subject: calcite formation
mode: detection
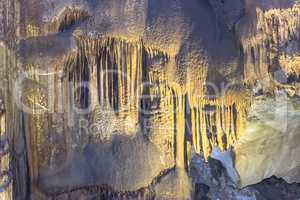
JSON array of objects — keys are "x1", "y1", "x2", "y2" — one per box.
[{"x1": 0, "y1": 0, "x2": 300, "y2": 199}]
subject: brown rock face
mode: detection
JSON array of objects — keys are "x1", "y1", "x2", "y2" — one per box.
[{"x1": 0, "y1": 0, "x2": 300, "y2": 199}]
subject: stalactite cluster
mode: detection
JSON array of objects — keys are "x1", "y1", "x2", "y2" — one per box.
[
  {"x1": 61, "y1": 37, "x2": 179, "y2": 170},
  {"x1": 61, "y1": 35, "x2": 251, "y2": 166},
  {"x1": 65, "y1": 37, "x2": 147, "y2": 142},
  {"x1": 241, "y1": 5, "x2": 300, "y2": 85},
  {"x1": 188, "y1": 87, "x2": 251, "y2": 159}
]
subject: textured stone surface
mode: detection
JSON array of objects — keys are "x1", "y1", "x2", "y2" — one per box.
[{"x1": 235, "y1": 95, "x2": 300, "y2": 187}]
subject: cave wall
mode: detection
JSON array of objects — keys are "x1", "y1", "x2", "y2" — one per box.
[{"x1": 0, "y1": 0, "x2": 300, "y2": 199}]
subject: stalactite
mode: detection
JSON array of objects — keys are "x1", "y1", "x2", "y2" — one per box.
[
  {"x1": 173, "y1": 86, "x2": 186, "y2": 169},
  {"x1": 69, "y1": 37, "x2": 144, "y2": 113}
]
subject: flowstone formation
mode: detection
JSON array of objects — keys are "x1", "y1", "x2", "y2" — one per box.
[{"x1": 0, "y1": 0, "x2": 300, "y2": 199}]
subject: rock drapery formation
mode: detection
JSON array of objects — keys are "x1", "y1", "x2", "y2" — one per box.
[{"x1": 0, "y1": 0, "x2": 300, "y2": 199}]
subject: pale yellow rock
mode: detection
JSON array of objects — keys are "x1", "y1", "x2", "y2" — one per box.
[{"x1": 235, "y1": 95, "x2": 300, "y2": 187}]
